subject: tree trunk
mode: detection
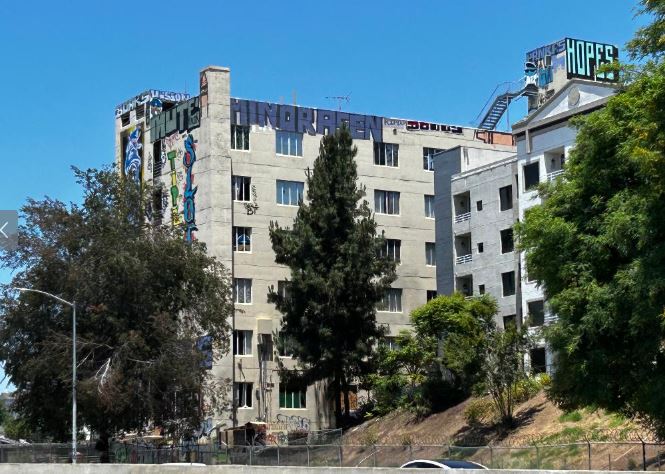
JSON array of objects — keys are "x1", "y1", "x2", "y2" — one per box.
[
  {"x1": 333, "y1": 372, "x2": 343, "y2": 428},
  {"x1": 342, "y1": 374, "x2": 351, "y2": 421}
]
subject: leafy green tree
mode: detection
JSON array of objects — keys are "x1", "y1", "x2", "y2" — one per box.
[
  {"x1": 269, "y1": 126, "x2": 396, "y2": 426},
  {"x1": 516, "y1": 57, "x2": 665, "y2": 435},
  {"x1": 627, "y1": 0, "x2": 665, "y2": 59},
  {"x1": 0, "y1": 167, "x2": 233, "y2": 441},
  {"x1": 481, "y1": 325, "x2": 531, "y2": 426},
  {"x1": 367, "y1": 330, "x2": 436, "y2": 416},
  {"x1": 412, "y1": 293, "x2": 497, "y2": 392}
]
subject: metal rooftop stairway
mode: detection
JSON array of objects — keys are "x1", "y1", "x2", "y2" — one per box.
[{"x1": 475, "y1": 81, "x2": 537, "y2": 130}]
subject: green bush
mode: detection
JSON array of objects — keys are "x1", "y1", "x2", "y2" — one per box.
[
  {"x1": 464, "y1": 397, "x2": 496, "y2": 426},
  {"x1": 558, "y1": 410, "x2": 583, "y2": 423},
  {"x1": 512, "y1": 376, "x2": 543, "y2": 403}
]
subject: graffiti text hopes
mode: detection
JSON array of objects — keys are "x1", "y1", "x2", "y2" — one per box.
[{"x1": 566, "y1": 38, "x2": 619, "y2": 82}]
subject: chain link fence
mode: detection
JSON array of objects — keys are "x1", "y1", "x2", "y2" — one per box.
[{"x1": 3, "y1": 440, "x2": 665, "y2": 469}]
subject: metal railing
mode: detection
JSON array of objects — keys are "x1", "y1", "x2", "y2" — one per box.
[
  {"x1": 0, "y1": 440, "x2": 660, "y2": 470},
  {"x1": 547, "y1": 169, "x2": 565, "y2": 181},
  {"x1": 454, "y1": 212, "x2": 471, "y2": 223},
  {"x1": 456, "y1": 254, "x2": 472, "y2": 265},
  {"x1": 5, "y1": 440, "x2": 665, "y2": 470}
]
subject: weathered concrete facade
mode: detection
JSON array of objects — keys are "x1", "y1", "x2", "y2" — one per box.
[
  {"x1": 434, "y1": 147, "x2": 519, "y2": 328},
  {"x1": 114, "y1": 66, "x2": 515, "y2": 434}
]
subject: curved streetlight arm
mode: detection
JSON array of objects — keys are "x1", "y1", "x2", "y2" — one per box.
[{"x1": 10, "y1": 287, "x2": 74, "y2": 307}]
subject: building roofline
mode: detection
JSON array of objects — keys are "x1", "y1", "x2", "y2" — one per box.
[
  {"x1": 452, "y1": 154, "x2": 517, "y2": 180},
  {"x1": 512, "y1": 79, "x2": 618, "y2": 131}
]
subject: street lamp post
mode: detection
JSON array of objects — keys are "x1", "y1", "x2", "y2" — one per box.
[{"x1": 10, "y1": 287, "x2": 77, "y2": 464}]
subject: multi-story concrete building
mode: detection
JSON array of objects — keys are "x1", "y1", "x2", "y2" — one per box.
[
  {"x1": 436, "y1": 37, "x2": 619, "y2": 374},
  {"x1": 114, "y1": 66, "x2": 515, "y2": 435},
  {"x1": 434, "y1": 147, "x2": 518, "y2": 329}
]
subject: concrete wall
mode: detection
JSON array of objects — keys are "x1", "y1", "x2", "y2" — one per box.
[
  {"x1": 0, "y1": 465, "x2": 649, "y2": 474},
  {"x1": 434, "y1": 146, "x2": 516, "y2": 308}
]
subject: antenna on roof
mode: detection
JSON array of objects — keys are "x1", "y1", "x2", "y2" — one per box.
[{"x1": 325, "y1": 93, "x2": 351, "y2": 111}]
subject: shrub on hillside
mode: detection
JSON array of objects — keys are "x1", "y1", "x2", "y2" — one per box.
[{"x1": 464, "y1": 398, "x2": 496, "y2": 426}]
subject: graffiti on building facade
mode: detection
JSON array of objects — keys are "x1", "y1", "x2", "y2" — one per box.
[
  {"x1": 149, "y1": 97, "x2": 201, "y2": 142},
  {"x1": 526, "y1": 39, "x2": 566, "y2": 64},
  {"x1": 123, "y1": 126, "x2": 143, "y2": 182},
  {"x1": 115, "y1": 89, "x2": 191, "y2": 118},
  {"x1": 167, "y1": 150, "x2": 182, "y2": 227},
  {"x1": 183, "y1": 134, "x2": 198, "y2": 242},
  {"x1": 231, "y1": 99, "x2": 383, "y2": 142},
  {"x1": 565, "y1": 38, "x2": 619, "y2": 81},
  {"x1": 405, "y1": 120, "x2": 463, "y2": 134}
]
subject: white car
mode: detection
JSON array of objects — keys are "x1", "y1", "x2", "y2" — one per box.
[{"x1": 400, "y1": 459, "x2": 487, "y2": 469}]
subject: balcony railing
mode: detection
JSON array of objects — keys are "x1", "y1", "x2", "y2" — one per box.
[
  {"x1": 456, "y1": 254, "x2": 472, "y2": 264},
  {"x1": 547, "y1": 169, "x2": 565, "y2": 181},
  {"x1": 454, "y1": 212, "x2": 471, "y2": 223}
]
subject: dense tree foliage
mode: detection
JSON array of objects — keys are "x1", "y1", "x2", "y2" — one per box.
[
  {"x1": 0, "y1": 168, "x2": 233, "y2": 441},
  {"x1": 627, "y1": 0, "x2": 665, "y2": 59},
  {"x1": 368, "y1": 294, "x2": 499, "y2": 416},
  {"x1": 269, "y1": 126, "x2": 396, "y2": 426},
  {"x1": 517, "y1": 57, "x2": 665, "y2": 435}
]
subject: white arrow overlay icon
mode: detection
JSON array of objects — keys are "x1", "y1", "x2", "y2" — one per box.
[{"x1": 0, "y1": 221, "x2": 7, "y2": 239}]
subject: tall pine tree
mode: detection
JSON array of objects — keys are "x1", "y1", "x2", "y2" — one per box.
[{"x1": 269, "y1": 125, "x2": 396, "y2": 426}]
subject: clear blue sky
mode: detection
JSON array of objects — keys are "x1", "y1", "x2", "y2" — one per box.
[{"x1": 0, "y1": 0, "x2": 646, "y2": 391}]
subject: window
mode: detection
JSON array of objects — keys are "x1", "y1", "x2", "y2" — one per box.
[
  {"x1": 233, "y1": 330, "x2": 253, "y2": 355},
  {"x1": 276, "y1": 131, "x2": 303, "y2": 156},
  {"x1": 476, "y1": 200, "x2": 483, "y2": 211},
  {"x1": 374, "y1": 190, "x2": 400, "y2": 215},
  {"x1": 524, "y1": 162, "x2": 540, "y2": 191},
  {"x1": 477, "y1": 242, "x2": 484, "y2": 253},
  {"x1": 528, "y1": 300, "x2": 545, "y2": 327},
  {"x1": 280, "y1": 383, "x2": 307, "y2": 409},
  {"x1": 231, "y1": 125, "x2": 250, "y2": 151},
  {"x1": 232, "y1": 176, "x2": 251, "y2": 202},
  {"x1": 153, "y1": 140, "x2": 163, "y2": 178},
  {"x1": 424, "y1": 195, "x2": 435, "y2": 218},
  {"x1": 277, "y1": 280, "x2": 290, "y2": 300},
  {"x1": 233, "y1": 227, "x2": 251, "y2": 252},
  {"x1": 502, "y1": 271, "x2": 515, "y2": 296},
  {"x1": 499, "y1": 185, "x2": 513, "y2": 211},
  {"x1": 234, "y1": 382, "x2": 253, "y2": 408},
  {"x1": 258, "y1": 334, "x2": 273, "y2": 362},
  {"x1": 234, "y1": 278, "x2": 252, "y2": 304},
  {"x1": 374, "y1": 142, "x2": 399, "y2": 167},
  {"x1": 384, "y1": 336, "x2": 401, "y2": 351},
  {"x1": 277, "y1": 333, "x2": 295, "y2": 357},
  {"x1": 426, "y1": 242, "x2": 436, "y2": 266},
  {"x1": 378, "y1": 288, "x2": 402, "y2": 312},
  {"x1": 276, "y1": 180, "x2": 304, "y2": 206},
  {"x1": 479, "y1": 284, "x2": 486, "y2": 295},
  {"x1": 427, "y1": 290, "x2": 437, "y2": 301},
  {"x1": 530, "y1": 348, "x2": 547, "y2": 374},
  {"x1": 503, "y1": 314, "x2": 516, "y2": 329},
  {"x1": 500, "y1": 228, "x2": 514, "y2": 254},
  {"x1": 423, "y1": 147, "x2": 442, "y2": 171},
  {"x1": 379, "y1": 239, "x2": 401, "y2": 263}
]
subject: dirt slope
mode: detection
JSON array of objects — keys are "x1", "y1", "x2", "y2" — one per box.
[{"x1": 343, "y1": 391, "x2": 650, "y2": 447}]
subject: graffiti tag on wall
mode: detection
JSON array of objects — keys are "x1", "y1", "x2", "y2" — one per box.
[
  {"x1": 149, "y1": 97, "x2": 201, "y2": 142},
  {"x1": 123, "y1": 125, "x2": 143, "y2": 182},
  {"x1": 167, "y1": 150, "x2": 182, "y2": 226},
  {"x1": 183, "y1": 134, "x2": 198, "y2": 242},
  {"x1": 565, "y1": 38, "x2": 618, "y2": 82},
  {"x1": 231, "y1": 99, "x2": 383, "y2": 142},
  {"x1": 115, "y1": 89, "x2": 191, "y2": 118}
]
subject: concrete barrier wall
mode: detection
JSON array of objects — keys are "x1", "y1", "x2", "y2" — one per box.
[{"x1": 0, "y1": 465, "x2": 650, "y2": 474}]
